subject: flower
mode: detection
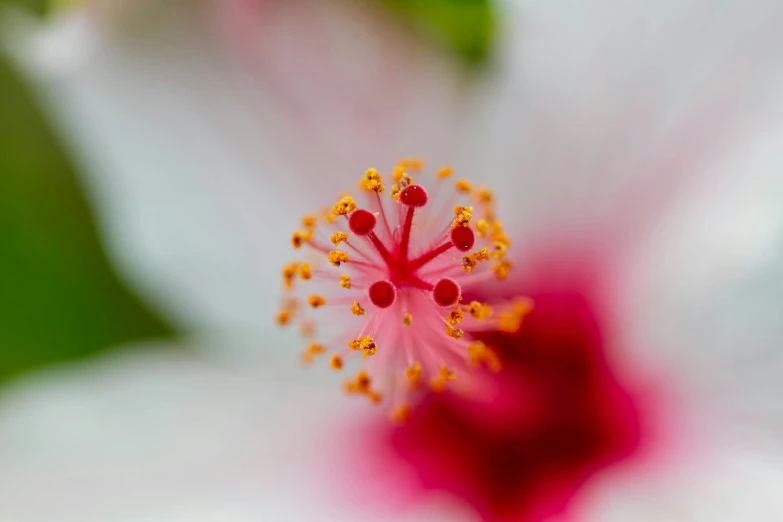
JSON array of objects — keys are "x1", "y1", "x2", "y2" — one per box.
[
  {"x1": 3, "y1": 0, "x2": 783, "y2": 521},
  {"x1": 279, "y1": 161, "x2": 517, "y2": 416}
]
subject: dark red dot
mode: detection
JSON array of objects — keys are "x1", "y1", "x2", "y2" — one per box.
[
  {"x1": 400, "y1": 185, "x2": 428, "y2": 207},
  {"x1": 433, "y1": 278, "x2": 461, "y2": 307},
  {"x1": 349, "y1": 209, "x2": 377, "y2": 236},
  {"x1": 450, "y1": 226, "x2": 475, "y2": 252},
  {"x1": 369, "y1": 280, "x2": 397, "y2": 308}
]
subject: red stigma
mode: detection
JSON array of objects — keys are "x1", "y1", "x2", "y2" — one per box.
[
  {"x1": 369, "y1": 280, "x2": 397, "y2": 308},
  {"x1": 433, "y1": 278, "x2": 461, "y2": 307},
  {"x1": 450, "y1": 226, "x2": 475, "y2": 252},
  {"x1": 349, "y1": 209, "x2": 377, "y2": 236},
  {"x1": 400, "y1": 185, "x2": 428, "y2": 207}
]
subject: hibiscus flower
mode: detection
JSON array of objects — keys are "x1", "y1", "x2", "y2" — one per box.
[{"x1": 1, "y1": 1, "x2": 783, "y2": 521}]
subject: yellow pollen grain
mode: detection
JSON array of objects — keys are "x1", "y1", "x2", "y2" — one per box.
[
  {"x1": 403, "y1": 313, "x2": 412, "y2": 326},
  {"x1": 339, "y1": 274, "x2": 351, "y2": 289},
  {"x1": 322, "y1": 208, "x2": 336, "y2": 224},
  {"x1": 351, "y1": 301, "x2": 366, "y2": 316},
  {"x1": 455, "y1": 180, "x2": 473, "y2": 193},
  {"x1": 492, "y1": 241, "x2": 508, "y2": 260},
  {"x1": 498, "y1": 297, "x2": 533, "y2": 333},
  {"x1": 476, "y1": 219, "x2": 489, "y2": 237},
  {"x1": 462, "y1": 255, "x2": 477, "y2": 274},
  {"x1": 361, "y1": 337, "x2": 377, "y2": 358},
  {"x1": 467, "y1": 301, "x2": 493, "y2": 320},
  {"x1": 476, "y1": 187, "x2": 493, "y2": 204},
  {"x1": 282, "y1": 262, "x2": 298, "y2": 289},
  {"x1": 493, "y1": 261, "x2": 511, "y2": 281},
  {"x1": 467, "y1": 341, "x2": 502, "y2": 372},
  {"x1": 437, "y1": 166, "x2": 454, "y2": 179},
  {"x1": 298, "y1": 263, "x2": 312, "y2": 280},
  {"x1": 328, "y1": 250, "x2": 349, "y2": 267},
  {"x1": 405, "y1": 363, "x2": 422, "y2": 382},
  {"x1": 291, "y1": 229, "x2": 313, "y2": 249},
  {"x1": 390, "y1": 185, "x2": 401, "y2": 201},
  {"x1": 308, "y1": 295, "x2": 326, "y2": 308},
  {"x1": 446, "y1": 326, "x2": 464, "y2": 339},
  {"x1": 332, "y1": 196, "x2": 357, "y2": 216},
  {"x1": 362, "y1": 168, "x2": 385, "y2": 193},
  {"x1": 452, "y1": 206, "x2": 473, "y2": 228},
  {"x1": 391, "y1": 404, "x2": 412, "y2": 424},
  {"x1": 474, "y1": 247, "x2": 490, "y2": 262},
  {"x1": 300, "y1": 321, "x2": 315, "y2": 337},
  {"x1": 446, "y1": 307, "x2": 464, "y2": 326},
  {"x1": 430, "y1": 366, "x2": 455, "y2": 393},
  {"x1": 330, "y1": 355, "x2": 344, "y2": 370},
  {"x1": 301, "y1": 214, "x2": 317, "y2": 228},
  {"x1": 330, "y1": 231, "x2": 348, "y2": 246},
  {"x1": 397, "y1": 158, "x2": 424, "y2": 172},
  {"x1": 276, "y1": 308, "x2": 292, "y2": 326}
]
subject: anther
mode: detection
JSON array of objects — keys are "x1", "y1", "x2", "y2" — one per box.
[
  {"x1": 351, "y1": 301, "x2": 366, "y2": 316},
  {"x1": 308, "y1": 295, "x2": 326, "y2": 308}
]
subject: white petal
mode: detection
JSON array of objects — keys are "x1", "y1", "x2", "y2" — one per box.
[
  {"x1": 4, "y1": 1, "x2": 470, "y2": 332},
  {"x1": 0, "y1": 339, "x2": 473, "y2": 522}
]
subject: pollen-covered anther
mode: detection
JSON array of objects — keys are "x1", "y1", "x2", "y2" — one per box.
[
  {"x1": 492, "y1": 241, "x2": 508, "y2": 260},
  {"x1": 339, "y1": 274, "x2": 351, "y2": 289},
  {"x1": 452, "y1": 205, "x2": 473, "y2": 228},
  {"x1": 437, "y1": 166, "x2": 454, "y2": 179},
  {"x1": 330, "y1": 231, "x2": 348, "y2": 246},
  {"x1": 493, "y1": 260, "x2": 512, "y2": 281},
  {"x1": 476, "y1": 219, "x2": 489, "y2": 237},
  {"x1": 349, "y1": 336, "x2": 377, "y2": 358},
  {"x1": 276, "y1": 308, "x2": 292, "y2": 326},
  {"x1": 348, "y1": 209, "x2": 377, "y2": 236},
  {"x1": 392, "y1": 165, "x2": 415, "y2": 187},
  {"x1": 476, "y1": 187, "x2": 493, "y2": 204},
  {"x1": 330, "y1": 355, "x2": 344, "y2": 370},
  {"x1": 446, "y1": 326, "x2": 464, "y2": 339},
  {"x1": 461, "y1": 248, "x2": 489, "y2": 274},
  {"x1": 467, "y1": 301, "x2": 493, "y2": 320},
  {"x1": 300, "y1": 342, "x2": 326, "y2": 365},
  {"x1": 397, "y1": 158, "x2": 424, "y2": 172},
  {"x1": 308, "y1": 295, "x2": 326, "y2": 308},
  {"x1": 291, "y1": 229, "x2": 313, "y2": 249},
  {"x1": 455, "y1": 180, "x2": 473, "y2": 194},
  {"x1": 282, "y1": 262, "x2": 298, "y2": 289},
  {"x1": 300, "y1": 321, "x2": 315, "y2": 337},
  {"x1": 390, "y1": 185, "x2": 401, "y2": 201},
  {"x1": 301, "y1": 215, "x2": 318, "y2": 228},
  {"x1": 498, "y1": 297, "x2": 534, "y2": 333},
  {"x1": 430, "y1": 366, "x2": 456, "y2": 392},
  {"x1": 405, "y1": 363, "x2": 422, "y2": 383},
  {"x1": 351, "y1": 301, "x2": 366, "y2": 316},
  {"x1": 298, "y1": 263, "x2": 312, "y2": 280},
  {"x1": 392, "y1": 404, "x2": 412, "y2": 424},
  {"x1": 345, "y1": 370, "x2": 372, "y2": 394},
  {"x1": 446, "y1": 307, "x2": 464, "y2": 326},
  {"x1": 467, "y1": 341, "x2": 502, "y2": 372},
  {"x1": 328, "y1": 250, "x2": 349, "y2": 267},
  {"x1": 362, "y1": 168, "x2": 385, "y2": 193},
  {"x1": 403, "y1": 313, "x2": 412, "y2": 326},
  {"x1": 332, "y1": 196, "x2": 357, "y2": 216}
]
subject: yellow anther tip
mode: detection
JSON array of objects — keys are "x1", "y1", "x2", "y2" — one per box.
[
  {"x1": 351, "y1": 301, "x2": 366, "y2": 316},
  {"x1": 308, "y1": 295, "x2": 326, "y2": 308}
]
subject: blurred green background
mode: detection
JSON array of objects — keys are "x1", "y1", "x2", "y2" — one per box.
[{"x1": 0, "y1": 0, "x2": 497, "y2": 384}]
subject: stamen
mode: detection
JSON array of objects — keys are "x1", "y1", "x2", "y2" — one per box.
[
  {"x1": 298, "y1": 263, "x2": 312, "y2": 280},
  {"x1": 446, "y1": 307, "x2": 464, "y2": 326},
  {"x1": 403, "y1": 313, "x2": 412, "y2": 326},
  {"x1": 455, "y1": 180, "x2": 473, "y2": 193},
  {"x1": 339, "y1": 275, "x2": 351, "y2": 289},
  {"x1": 332, "y1": 196, "x2": 357, "y2": 216},
  {"x1": 302, "y1": 215, "x2": 318, "y2": 228},
  {"x1": 328, "y1": 250, "x2": 349, "y2": 267},
  {"x1": 330, "y1": 355, "x2": 344, "y2": 370},
  {"x1": 437, "y1": 166, "x2": 454, "y2": 178},
  {"x1": 330, "y1": 231, "x2": 348, "y2": 246},
  {"x1": 308, "y1": 295, "x2": 326, "y2": 308},
  {"x1": 362, "y1": 168, "x2": 385, "y2": 193},
  {"x1": 351, "y1": 301, "x2": 366, "y2": 316}
]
